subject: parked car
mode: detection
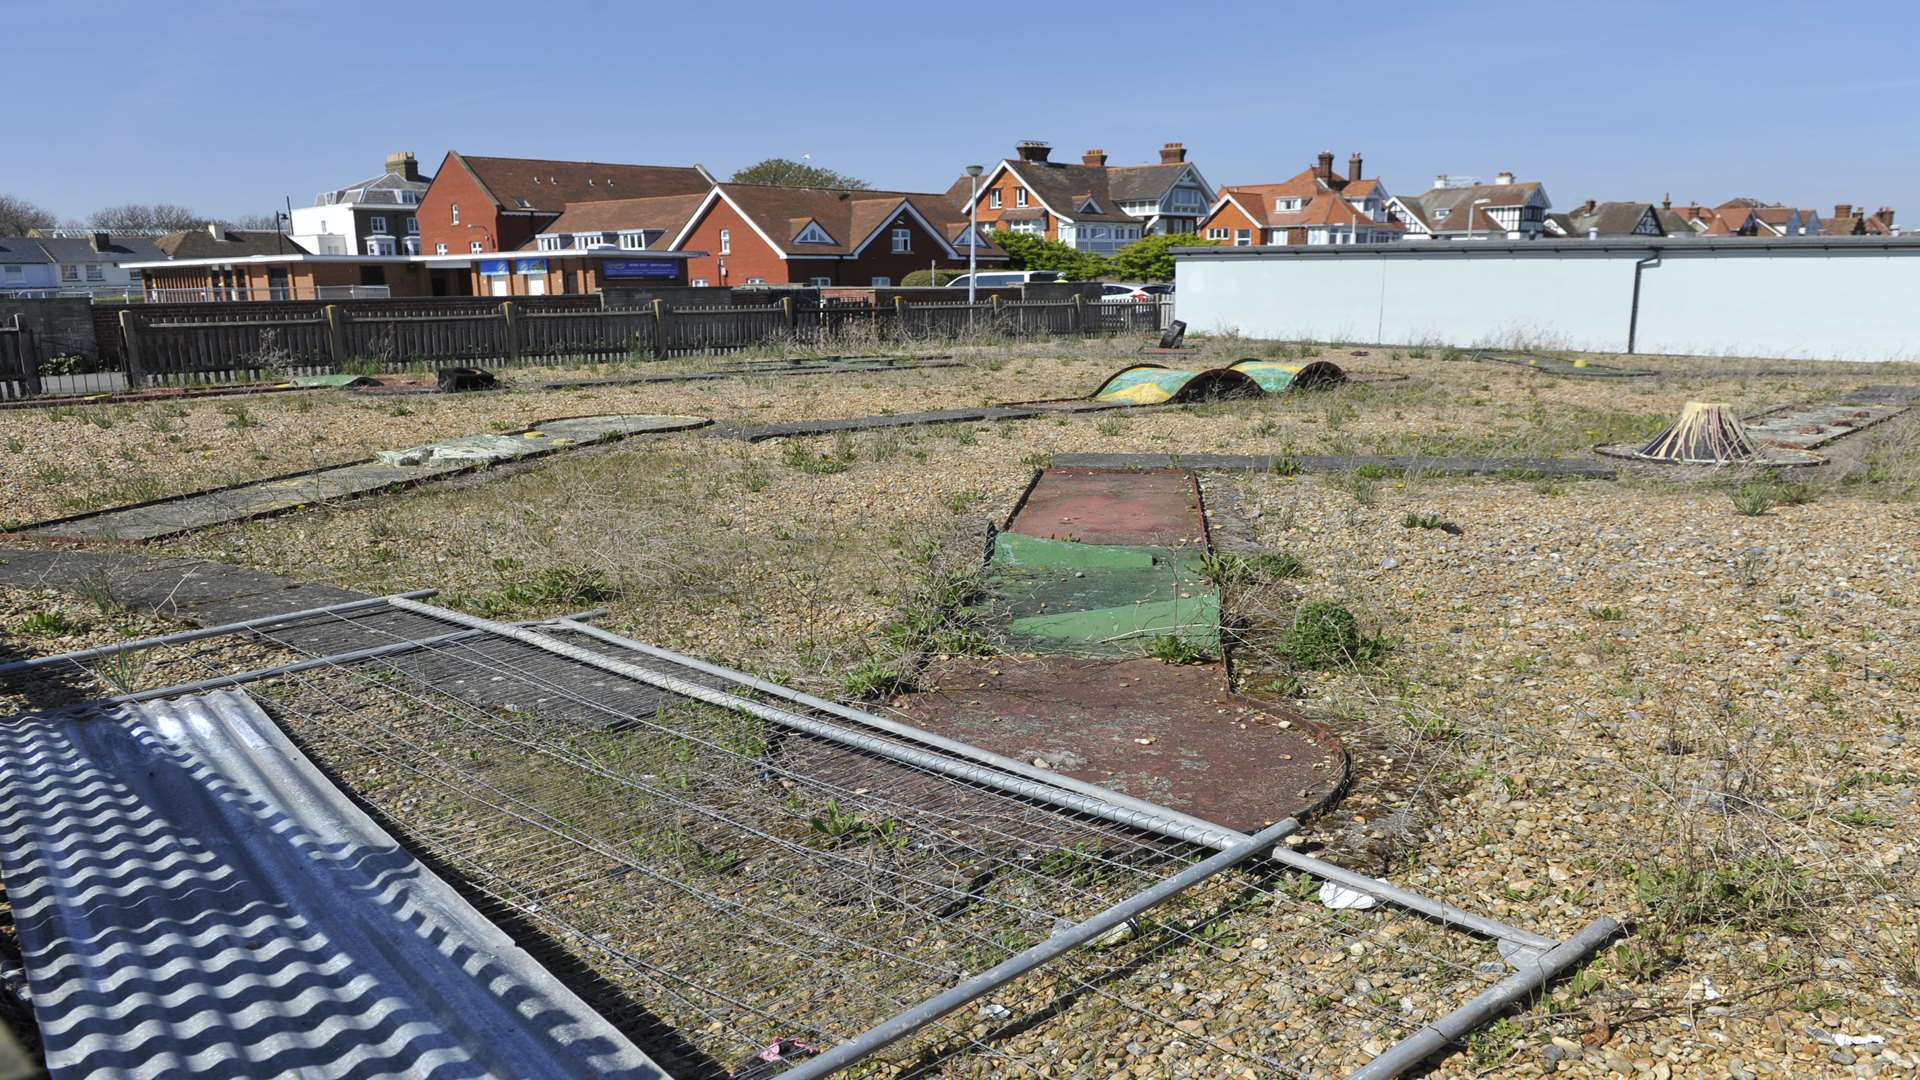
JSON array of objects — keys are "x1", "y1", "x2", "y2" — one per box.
[
  {"x1": 945, "y1": 270, "x2": 1063, "y2": 289},
  {"x1": 1098, "y1": 282, "x2": 1153, "y2": 303},
  {"x1": 1141, "y1": 283, "x2": 1174, "y2": 296}
]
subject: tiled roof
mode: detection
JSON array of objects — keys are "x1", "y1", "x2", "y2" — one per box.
[
  {"x1": 31, "y1": 235, "x2": 166, "y2": 263},
  {"x1": 1105, "y1": 162, "x2": 1192, "y2": 203},
  {"x1": 647, "y1": 184, "x2": 1009, "y2": 260},
  {"x1": 454, "y1": 152, "x2": 712, "y2": 213},
  {"x1": 0, "y1": 238, "x2": 53, "y2": 264},
  {"x1": 155, "y1": 228, "x2": 310, "y2": 259},
  {"x1": 319, "y1": 169, "x2": 432, "y2": 207},
  {"x1": 999, "y1": 162, "x2": 1144, "y2": 223},
  {"x1": 1558, "y1": 202, "x2": 1660, "y2": 236},
  {"x1": 534, "y1": 193, "x2": 709, "y2": 243}
]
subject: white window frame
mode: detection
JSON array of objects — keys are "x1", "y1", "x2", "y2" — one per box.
[
  {"x1": 537, "y1": 235, "x2": 562, "y2": 252},
  {"x1": 369, "y1": 215, "x2": 389, "y2": 234},
  {"x1": 435, "y1": 243, "x2": 448, "y2": 254},
  {"x1": 618, "y1": 231, "x2": 646, "y2": 250},
  {"x1": 1014, "y1": 187, "x2": 1028, "y2": 207},
  {"x1": 1206, "y1": 227, "x2": 1229, "y2": 240},
  {"x1": 989, "y1": 189, "x2": 1002, "y2": 209},
  {"x1": 870, "y1": 276, "x2": 891, "y2": 287},
  {"x1": 402, "y1": 237, "x2": 420, "y2": 255},
  {"x1": 719, "y1": 228, "x2": 731, "y2": 255},
  {"x1": 745, "y1": 277, "x2": 766, "y2": 284},
  {"x1": 469, "y1": 240, "x2": 484, "y2": 253},
  {"x1": 450, "y1": 203, "x2": 460, "y2": 224},
  {"x1": 574, "y1": 233, "x2": 597, "y2": 250},
  {"x1": 807, "y1": 276, "x2": 831, "y2": 287},
  {"x1": 691, "y1": 278, "x2": 709, "y2": 287},
  {"x1": 406, "y1": 217, "x2": 419, "y2": 234},
  {"x1": 85, "y1": 262, "x2": 108, "y2": 281},
  {"x1": 60, "y1": 264, "x2": 81, "y2": 283},
  {"x1": 890, "y1": 227, "x2": 911, "y2": 254},
  {"x1": 1235, "y1": 229, "x2": 1252, "y2": 246},
  {"x1": 794, "y1": 221, "x2": 833, "y2": 244}
]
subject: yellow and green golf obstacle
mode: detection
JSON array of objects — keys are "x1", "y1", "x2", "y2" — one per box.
[{"x1": 1090, "y1": 359, "x2": 1348, "y2": 405}]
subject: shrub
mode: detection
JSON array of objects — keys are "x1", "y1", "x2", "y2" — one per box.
[
  {"x1": 900, "y1": 269, "x2": 965, "y2": 287},
  {"x1": 1731, "y1": 482, "x2": 1779, "y2": 516},
  {"x1": 1280, "y1": 601, "x2": 1381, "y2": 668},
  {"x1": 1147, "y1": 633, "x2": 1213, "y2": 665}
]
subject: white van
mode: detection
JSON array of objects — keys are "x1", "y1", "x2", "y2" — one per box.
[{"x1": 944, "y1": 270, "x2": 1064, "y2": 289}]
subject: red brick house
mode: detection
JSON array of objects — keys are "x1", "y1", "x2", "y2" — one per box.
[
  {"x1": 524, "y1": 183, "x2": 1007, "y2": 287},
  {"x1": 947, "y1": 141, "x2": 1214, "y2": 253},
  {"x1": 415, "y1": 151, "x2": 714, "y2": 259},
  {"x1": 1199, "y1": 152, "x2": 1400, "y2": 245}
]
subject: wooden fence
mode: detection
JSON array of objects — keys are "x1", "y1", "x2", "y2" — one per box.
[
  {"x1": 0, "y1": 322, "x2": 38, "y2": 400},
  {"x1": 112, "y1": 296, "x2": 1173, "y2": 388}
]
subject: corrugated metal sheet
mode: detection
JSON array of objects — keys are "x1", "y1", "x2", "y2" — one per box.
[{"x1": 0, "y1": 689, "x2": 670, "y2": 1080}]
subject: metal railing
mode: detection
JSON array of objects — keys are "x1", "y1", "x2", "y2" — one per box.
[{"x1": 144, "y1": 285, "x2": 393, "y2": 303}]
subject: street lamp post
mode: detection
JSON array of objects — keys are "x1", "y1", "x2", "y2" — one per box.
[{"x1": 965, "y1": 164, "x2": 984, "y2": 306}]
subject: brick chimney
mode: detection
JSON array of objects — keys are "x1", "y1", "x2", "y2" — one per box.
[
  {"x1": 1016, "y1": 140, "x2": 1052, "y2": 163},
  {"x1": 1082, "y1": 148, "x2": 1107, "y2": 167},
  {"x1": 1582, "y1": 198, "x2": 1596, "y2": 214},
  {"x1": 1834, "y1": 203, "x2": 1853, "y2": 220},
  {"x1": 1662, "y1": 193, "x2": 1672, "y2": 209},
  {"x1": 386, "y1": 151, "x2": 421, "y2": 182},
  {"x1": 1875, "y1": 207, "x2": 1896, "y2": 226},
  {"x1": 1316, "y1": 151, "x2": 1335, "y2": 182},
  {"x1": 1348, "y1": 153, "x2": 1363, "y2": 182},
  {"x1": 1495, "y1": 170, "x2": 1515, "y2": 185},
  {"x1": 1159, "y1": 142, "x2": 1186, "y2": 164}
]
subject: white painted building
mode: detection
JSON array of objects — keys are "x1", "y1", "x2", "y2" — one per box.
[{"x1": 290, "y1": 152, "x2": 431, "y2": 257}]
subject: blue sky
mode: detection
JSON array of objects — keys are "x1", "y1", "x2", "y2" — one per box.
[{"x1": 13, "y1": 0, "x2": 1918, "y2": 223}]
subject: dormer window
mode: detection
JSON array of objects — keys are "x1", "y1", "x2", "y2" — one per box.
[
  {"x1": 618, "y1": 231, "x2": 647, "y2": 250},
  {"x1": 1078, "y1": 198, "x2": 1101, "y2": 214},
  {"x1": 538, "y1": 235, "x2": 563, "y2": 251},
  {"x1": 515, "y1": 197, "x2": 532, "y2": 209},
  {"x1": 794, "y1": 220, "x2": 834, "y2": 245},
  {"x1": 1432, "y1": 207, "x2": 1450, "y2": 220}
]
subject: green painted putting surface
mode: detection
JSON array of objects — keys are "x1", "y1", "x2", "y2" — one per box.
[{"x1": 984, "y1": 534, "x2": 1219, "y2": 656}]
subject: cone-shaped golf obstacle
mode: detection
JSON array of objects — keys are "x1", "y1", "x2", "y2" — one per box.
[
  {"x1": 1635, "y1": 401, "x2": 1757, "y2": 463},
  {"x1": 1597, "y1": 401, "x2": 1823, "y2": 467}
]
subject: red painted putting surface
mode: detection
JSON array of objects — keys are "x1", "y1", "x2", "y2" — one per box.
[
  {"x1": 895, "y1": 656, "x2": 1346, "y2": 832},
  {"x1": 1004, "y1": 467, "x2": 1209, "y2": 548}
]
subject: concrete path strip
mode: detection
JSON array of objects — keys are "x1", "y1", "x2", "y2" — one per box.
[
  {"x1": 1049, "y1": 451, "x2": 1619, "y2": 478},
  {"x1": 12, "y1": 414, "x2": 709, "y2": 544}
]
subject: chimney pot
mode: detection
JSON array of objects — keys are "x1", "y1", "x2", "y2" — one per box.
[
  {"x1": 1834, "y1": 203, "x2": 1853, "y2": 219},
  {"x1": 1083, "y1": 148, "x2": 1107, "y2": 167},
  {"x1": 1347, "y1": 152, "x2": 1363, "y2": 183},
  {"x1": 1016, "y1": 140, "x2": 1053, "y2": 163},
  {"x1": 1159, "y1": 142, "x2": 1186, "y2": 164},
  {"x1": 1495, "y1": 170, "x2": 1515, "y2": 185},
  {"x1": 1876, "y1": 207, "x2": 1895, "y2": 225},
  {"x1": 385, "y1": 151, "x2": 420, "y2": 182}
]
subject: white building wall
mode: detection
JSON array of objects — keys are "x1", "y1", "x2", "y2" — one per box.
[{"x1": 1176, "y1": 244, "x2": 1920, "y2": 360}]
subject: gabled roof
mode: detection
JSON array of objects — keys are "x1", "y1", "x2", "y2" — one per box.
[
  {"x1": 1551, "y1": 202, "x2": 1662, "y2": 237},
  {"x1": 0, "y1": 238, "x2": 53, "y2": 264},
  {"x1": 665, "y1": 184, "x2": 1008, "y2": 261},
  {"x1": 450, "y1": 152, "x2": 714, "y2": 214},
  {"x1": 1104, "y1": 162, "x2": 1195, "y2": 203},
  {"x1": 32, "y1": 235, "x2": 166, "y2": 263},
  {"x1": 995, "y1": 161, "x2": 1145, "y2": 223},
  {"x1": 155, "y1": 228, "x2": 309, "y2": 259}
]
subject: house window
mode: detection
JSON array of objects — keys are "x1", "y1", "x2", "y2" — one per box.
[
  {"x1": 989, "y1": 190, "x2": 1002, "y2": 209},
  {"x1": 402, "y1": 237, "x2": 420, "y2": 255},
  {"x1": 1206, "y1": 227, "x2": 1229, "y2": 240},
  {"x1": 1432, "y1": 207, "x2": 1450, "y2": 220},
  {"x1": 745, "y1": 277, "x2": 766, "y2": 284},
  {"x1": 794, "y1": 221, "x2": 833, "y2": 244},
  {"x1": 406, "y1": 217, "x2": 419, "y2": 235},
  {"x1": 574, "y1": 233, "x2": 596, "y2": 250},
  {"x1": 891, "y1": 227, "x2": 911, "y2": 254},
  {"x1": 470, "y1": 241, "x2": 484, "y2": 253},
  {"x1": 2, "y1": 265, "x2": 21, "y2": 280},
  {"x1": 691, "y1": 278, "x2": 709, "y2": 287},
  {"x1": 808, "y1": 276, "x2": 831, "y2": 286},
  {"x1": 871, "y1": 276, "x2": 891, "y2": 287},
  {"x1": 1014, "y1": 187, "x2": 1028, "y2": 207},
  {"x1": 451, "y1": 203, "x2": 460, "y2": 224},
  {"x1": 537, "y1": 235, "x2": 563, "y2": 251},
  {"x1": 366, "y1": 237, "x2": 396, "y2": 255},
  {"x1": 60, "y1": 264, "x2": 80, "y2": 283},
  {"x1": 1235, "y1": 229, "x2": 1251, "y2": 246},
  {"x1": 369, "y1": 215, "x2": 389, "y2": 234},
  {"x1": 435, "y1": 243, "x2": 448, "y2": 254},
  {"x1": 618, "y1": 231, "x2": 646, "y2": 250},
  {"x1": 719, "y1": 228, "x2": 731, "y2": 255}
]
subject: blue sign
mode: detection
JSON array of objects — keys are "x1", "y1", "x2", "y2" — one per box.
[
  {"x1": 513, "y1": 258, "x2": 548, "y2": 275},
  {"x1": 603, "y1": 259, "x2": 680, "y2": 280},
  {"x1": 478, "y1": 259, "x2": 509, "y2": 276}
]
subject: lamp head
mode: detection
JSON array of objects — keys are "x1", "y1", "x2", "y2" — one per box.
[{"x1": 965, "y1": 164, "x2": 984, "y2": 178}]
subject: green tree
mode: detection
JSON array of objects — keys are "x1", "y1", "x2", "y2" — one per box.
[
  {"x1": 1108, "y1": 231, "x2": 1221, "y2": 281},
  {"x1": 987, "y1": 230, "x2": 1110, "y2": 280},
  {"x1": 730, "y1": 158, "x2": 870, "y2": 190}
]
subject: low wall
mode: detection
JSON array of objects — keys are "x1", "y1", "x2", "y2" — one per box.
[{"x1": 1174, "y1": 237, "x2": 1920, "y2": 361}]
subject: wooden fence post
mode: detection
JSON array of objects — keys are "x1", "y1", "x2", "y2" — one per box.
[
  {"x1": 781, "y1": 295, "x2": 795, "y2": 330},
  {"x1": 117, "y1": 309, "x2": 146, "y2": 387},
  {"x1": 1070, "y1": 294, "x2": 1086, "y2": 335},
  {"x1": 322, "y1": 305, "x2": 347, "y2": 370},
  {"x1": 20, "y1": 326, "x2": 40, "y2": 397},
  {"x1": 651, "y1": 298, "x2": 670, "y2": 360},
  {"x1": 500, "y1": 300, "x2": 521, "y2": 364}
]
